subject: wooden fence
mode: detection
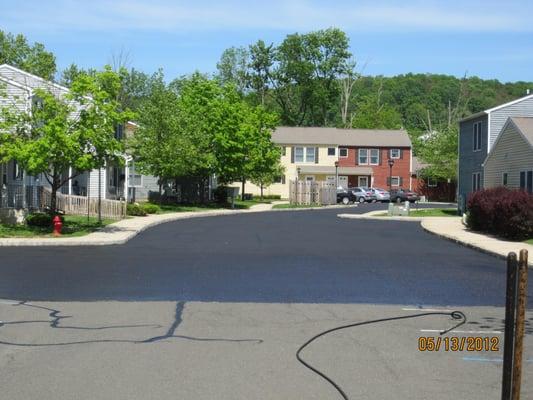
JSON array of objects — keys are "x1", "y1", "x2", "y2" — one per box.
[
  {"x1": 289, "y1": 180, "x2": 336, "y2": 205},
  {"x1": 40, "y1": 187, "x2": 126, "y2": 219}
]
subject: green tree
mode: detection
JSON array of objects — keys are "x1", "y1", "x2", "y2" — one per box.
[
  {"x1": 0, "y1": 30, "x2": 56, "y2": 79},
  {"x1": 0, "y1": 68, "x2": 131, "y2": 213},
  {"x1": 216, "y1": 46, "x2": 249, "y2": 94},
  {"x1": 248, "y1": 40, "x2": 275, "y2": 106},
  {"x1": 414, "y1": 126, "x2": 458, "y2": 182}
]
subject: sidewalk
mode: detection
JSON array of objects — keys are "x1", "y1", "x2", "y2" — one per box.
[{"x1": 338, "y1": 211, "x2": 533, "y2": 266}]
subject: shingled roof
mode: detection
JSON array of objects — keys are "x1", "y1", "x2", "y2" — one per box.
[{"x1": 271, "y1": 127, "x2": 412, "y2": 147}]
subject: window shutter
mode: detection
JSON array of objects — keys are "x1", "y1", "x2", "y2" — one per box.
[
  {"x1": 399, "y1": 177, "x2": 403, "y2": 186},
  {"x1": 291, "y1": 147, "x2": 294, "y2": 163},
  {"x1": 315, "y1": 147, "x2": 319, "y2": 164},
  {"x1": 379, "y1": 149, "x2": 382, "y2": 165},
  {"x1": 387, "y1": 177, "x2": 391, "y2": 185},
  {"x1": 400, "y1": 149, "x2": 403, "y2": 159},
  {"x1": 355, "y1": 149, "x2": 359, "y2": 165}
]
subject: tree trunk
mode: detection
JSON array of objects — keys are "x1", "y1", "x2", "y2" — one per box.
[
  {"x1": 50, "y1": 175, "x2": 60, "y2": 216},
  {"x1": 241, "y1": 178, "x2": 245, "y2": 201},
  {"x1": 260, "y1": 184, "x2": 264, "y2": 200}
]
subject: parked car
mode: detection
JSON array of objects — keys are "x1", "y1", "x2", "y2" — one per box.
[
  {"x1": 336, "y1": 189, "x2": 358, "y2": 205},
  {"x1": 389, "y1": 188, "x2": 419, "y2": 203},
  {"x1": 359, "y1": 187, "x2": 378, "y2": 202},
  {"x1": 365, "y1": 187, "x2": 390, "y2": 202}
]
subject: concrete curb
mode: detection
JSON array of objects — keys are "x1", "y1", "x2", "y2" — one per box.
[{"x1": 0, "y1": 204, "x2": 359, "y2": 247}]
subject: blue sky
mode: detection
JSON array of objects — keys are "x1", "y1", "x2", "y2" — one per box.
[{"x1": 1, "y1": 0, "x2": 532, "y2": 82}]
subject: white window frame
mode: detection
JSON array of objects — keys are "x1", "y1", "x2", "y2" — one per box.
[
  {"x1": 473, "y1": 121, "x2": 482, "y2": 152},
  {"x1": 369, "y1": 149, "x2": 379, "y2": 165},
  {"x1": 327, "y1": 147, "x2": 336, "y2": 156},
  {"x1": 390, "y1": 176, "x2": 400, "y2": 187},
  {"x1": 128, "y1": 162, "x2": 143, "y2": 188},
  {"x1": 390, "y1": 148, "x2": 400, "y2": 159},
  {"x1": 339, "y1": 147, "x2": 348, "y2": 158},
  {"x1": 358, "y1": 148, "x2": 368, "y2": 164},
  {"x1": 294, "y1": 146, "x2": 316, "y2": 163},
  {"x1": 472, "y1": 172, "x2": 481, "y2": 191},
  {"x1": 520, "y1": 170, "x2": 533, "y2": 193},
  {"x1": 427, "y1": 177, "x2": 437, "y2": 187},
  {"x1": 305, "y1": 147, "x2": 315, "y2": 163}
]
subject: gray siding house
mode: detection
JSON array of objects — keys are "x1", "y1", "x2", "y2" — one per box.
[
  {"x1": 484, "y1": 117, "x2": 533, "y2": 193},
  {"x1": 458, "y1": 94, "x2": 533, "y2": 211},
  {"x1": 0, "y1": 64, "x2": 158, "y2": 213}
]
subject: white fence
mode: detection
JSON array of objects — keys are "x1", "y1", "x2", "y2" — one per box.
[
  {"x1": 289, "y1": 180, "x2": 336, "y2": 205},
  {"x1": 40, "y1": 187, "x2": 126, "y2": 219}
]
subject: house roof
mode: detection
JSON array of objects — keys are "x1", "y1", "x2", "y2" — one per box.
[
  {"x1": 460, "y1": 93, "x2": 533, "y2": 122},
  {"x1": 411, "y1": 156, "x2": 429, "y2": 173},
  {"x1": 0, "y1": 64, "x2": 69, "y2": 93},
  {"x1": 272, "y1": 127, "x2": 411, "y2": 147}
]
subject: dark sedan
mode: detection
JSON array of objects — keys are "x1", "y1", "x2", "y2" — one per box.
[{"x1": 389, "y1": 188, "x2": 419, "y2": 203}]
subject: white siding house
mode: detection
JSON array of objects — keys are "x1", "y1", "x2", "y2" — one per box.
[{"x1": 483, "y1": 117, "x2": 533, "y2": 193}]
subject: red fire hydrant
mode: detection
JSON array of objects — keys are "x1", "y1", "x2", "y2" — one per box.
[{"x1": 53, "y1": 215, "x2": 63, "y2": 236}]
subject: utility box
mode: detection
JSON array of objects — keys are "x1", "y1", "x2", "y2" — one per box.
[{"x1": 388, "y1": 201, "x2": 410, "y2": 216}]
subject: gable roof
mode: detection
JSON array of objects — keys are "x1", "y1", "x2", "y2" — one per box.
[
  {"x1": 483, "y1": 116, "x2": 533, "y2": 165},
  {"x1": 0, "y1": 64, "x2": 69, "y2": 94},
  {"x1": 272, "y1": 127, "x2": 412, "y2": 147},
  {"x1": 0, "y1": 75, "x2": 32, "y2": 93},
  {"x1": 460, "y1": 93, "x2": 533, "y2": 123}
]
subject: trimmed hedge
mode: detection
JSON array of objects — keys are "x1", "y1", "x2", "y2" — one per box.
[
  {"x1": 126, "y1": 203, "x2": 147, "y2": 216},
  {"x1": 26, "y1": 213, "x2": 53, "y2": 227},
  {"x1": 142, "y1": 203, "x2": 161, "y2": 214},
  {"x1": 467, "y1": 187, "x2": 533, "y2": 241},
  {"x1": 260, "y1": 194, "x2": 281, "y2": 200}
]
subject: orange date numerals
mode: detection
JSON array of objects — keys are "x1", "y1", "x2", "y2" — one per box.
[{"x1": 418, "y1": 336, "x2": 499, "y2": 352}]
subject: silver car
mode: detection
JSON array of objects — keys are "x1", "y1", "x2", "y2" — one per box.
[{"x1": 366, "y1": 187, "x2": 390, "y2": 202}]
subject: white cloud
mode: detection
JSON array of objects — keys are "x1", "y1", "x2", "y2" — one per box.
[{"x1": 1, "y1": 0, "x2": 531, "y2": 34}]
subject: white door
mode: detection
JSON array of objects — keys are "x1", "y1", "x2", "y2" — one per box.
[
  {"x1": 326, "y1": 175, "x2": 336, "y2": 184},
  {"x1": 338, "y1": 176, "x2": 348, "y2": 188},
  {"x1": 358, "y1": 176, "x2": 368, "y2": 187},
  {"x1": 304, "y1": 175, "x2": 315, "y2": 182}
]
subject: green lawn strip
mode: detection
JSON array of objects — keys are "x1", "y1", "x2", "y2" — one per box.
[
  {"x1": 231, "y1": 199, "x2": 272, "y2": 209},
  {"x1": 0, "y1": 215, "x2": 115, "y2": 238},
  {"x1": 272, "y1": 203, "x2": 323, "y2": 209},
  {"x1": 374, "y1": 208, "x2": 458, "y2": 217},
  {"x1": 524, "y1": 238, "x2": 533, "y2": 245}
]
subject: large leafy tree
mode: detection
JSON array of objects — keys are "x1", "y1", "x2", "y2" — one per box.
[
  {"x1": 0, "y1": 68, "x2": 131, "y2": 213},
  {"x1": 216, "y1": 46, "x2": 249, "y2": 94},
  {"x1": 0, "y1": 30, "x2": 56, "y2": 80}
]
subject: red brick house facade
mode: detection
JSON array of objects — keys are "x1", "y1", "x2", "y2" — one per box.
[{"x1": 338, "y1": 146, "x2": 412, "y2": 189}]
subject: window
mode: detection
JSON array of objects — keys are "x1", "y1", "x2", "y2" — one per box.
[
  {"x1": 128, "y1": 162, "x2": 142, "y2": 188},
  {"x1": 305, "y1": 147, "x2": 315, "y2": 163},
  {"x1": 274, "y1": 175, "x2": 285, "y2": 184},
  {"x1": 305, "y1": 176, "x2": 315, "y2": 182},
  {"x1": 115, "y1": 124, "x2": 124, "y2": 140},
  {"x1": 358, "y1": 149, "x2": 368, "y2": 164},
  {"x1": 294, "y1": 147, "x2": 316, "y2": 163},
  {"x1": 390, "y1": 149, "x2": 400, "y2": 159},
  {"x1": 339, "y1": 148, "x2": 348, "y2": 158},
  {"x1": 427, "y1": 177, "x2": 437, "y2": 187},
  {"x1": 328, "y1": 147, "x2": 336, "y2": 156},
  {"x1": 281, "y1": 147, "x2": 286, "y2": 156},
  {"x1": 473, "y1": 121, "x2": 482, "y2": 151},
  {"x1": 390, "y1": 176, "x2": 400, "y2": 186},
  {"x1": 13, "y1": 161, "x2": 23, "y2": 180},
  {"x1": 521, "y1": 171, "x2": 533, "y2": 193},
  {"x1": 1, "y1": 163, "x2": 6, "y2": 185},
  {"x1": 369, "y1": 149, "x2": 379, "y2": 165},
  {"x1": 502, "y1": 173, "x2": 508, "y2": 186},
  {"x1": 472, "y1": 172, "x2": 481, "y2": 191},
  {"x1": 294, "y1": 147, "x2": 304, "y2": 162}
]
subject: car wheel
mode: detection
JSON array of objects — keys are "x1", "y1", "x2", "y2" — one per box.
[
  {"x1": 342, "y1": 197, "x2": 350, "y2": 205},
  {"x1": 358, "y1": 197, "x2": 365, "y2": 204}
]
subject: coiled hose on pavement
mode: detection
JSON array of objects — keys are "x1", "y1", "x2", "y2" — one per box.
[{"x1": 296, "y1": 310, "x2": 467, "y2": 400}]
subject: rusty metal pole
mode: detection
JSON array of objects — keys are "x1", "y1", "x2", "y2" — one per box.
[
  {"x1": 501, "y1": 252, "x2": 518, "y2": 400},
  {"x1": 511, "y1": 250, "x2": 528, "y2": 400}
]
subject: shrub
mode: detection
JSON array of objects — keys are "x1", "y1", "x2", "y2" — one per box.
[
  {"x1": 213, "y1": 186, "x2": 230, "y2": 204},
  {"x1": 26, "y1": 213, "x2": 53, "y2": 227},
  {"x1": 260, "y1": 194, "x2": 281, "y2": 200},
  {"x1": 127, "y1": 203, "x2": 147, "y2": 216},
  {"x1": 142, "y1": 203, "x2": 161, "y2": 214},
  {"x1": 467, "y1": 187, "x2": 533, "y2": 241}
]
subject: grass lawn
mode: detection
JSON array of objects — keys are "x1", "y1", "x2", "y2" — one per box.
[
  {"x1": 0, "y1": 215, "x2": 115, "y2": 238},
  {"x1": 154, "y1": 203, "x2": 227, "y2": 213},
  {"x1": 232, "y1": 199, "x2": 272, "y2": 209},
  {"x1": 272, "y1": 203, "x2": 322, "y2": 209},
  {"x1": 375, "y1": 208, "x2": 458, "y2": 217},
  {"x1": 524, "y1": 238, "x2": 533, "y2": 245}
]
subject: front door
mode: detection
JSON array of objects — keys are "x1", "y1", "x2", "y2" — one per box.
[
  {"x1": 338, "y1": 176, "x2": 348, "y2": 188},
  {"x1": 358, "y1": 176, "x2": 368, "y2": 187}
]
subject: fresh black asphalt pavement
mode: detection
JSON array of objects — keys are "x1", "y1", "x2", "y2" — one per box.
[{"x1": 1, "y1": 203, "x2": 529, "y2": 306}]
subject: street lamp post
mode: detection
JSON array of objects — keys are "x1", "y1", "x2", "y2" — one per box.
[
  {"x1": 388, "y1": 158, "x2": 395, "y2": 193},
  {"x1": 334, "y1": 161, "x2": 339, "y2": 188}
]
